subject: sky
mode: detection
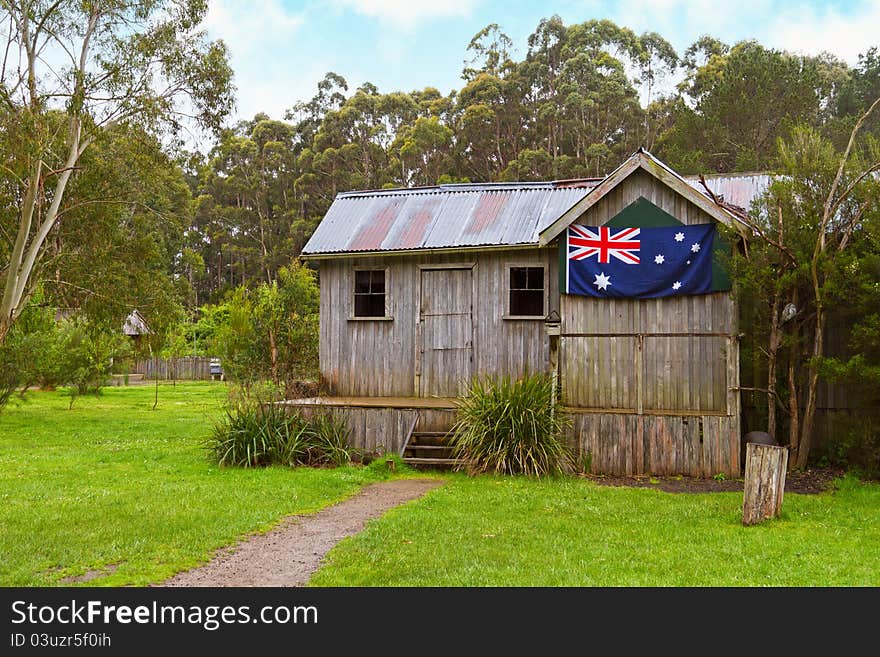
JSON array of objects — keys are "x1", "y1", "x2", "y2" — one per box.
[{"x1": 199, "y1": 0, "x2": 880, "y2": 134}]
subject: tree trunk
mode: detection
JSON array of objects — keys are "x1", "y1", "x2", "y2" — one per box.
[
  {"x1": 269, "y1": 328, "x2": 278, "y2": 385},
  {"x1": 742, "y1": 443, "x2": 788, "y2": 525},
  {"x1": 767, "y1": 289, "x2": 781, "y2": 438},
  {"x1": 786, "y1": 290, "x2": 800, "y2": 464},
  {"x1": 797, "y1": 309, "x2": 825, "y2": 468}
]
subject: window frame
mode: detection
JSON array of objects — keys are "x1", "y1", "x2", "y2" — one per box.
[
  {"x1": 349, "y1": 266, "x2": 392, "y2": 321},
  {"x1": 504, "y1": 263, "x2": 547, "y2": 320}
]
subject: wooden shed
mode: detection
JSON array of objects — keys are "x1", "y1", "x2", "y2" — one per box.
[{"x1": 297, "y1": 150, "x2": 761, "y2": 477}]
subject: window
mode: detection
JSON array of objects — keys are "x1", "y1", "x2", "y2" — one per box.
[
  {"x1": 509, "y1": 266, "x2": 544, "y2": 317},
  {"x1": 354, "y1": 269, "x2": 386, "y2": 318}
]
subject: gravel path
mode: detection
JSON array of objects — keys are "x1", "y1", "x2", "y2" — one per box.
[{"x1": 160, "y1": 478, "x2": 444, "y2": 587}]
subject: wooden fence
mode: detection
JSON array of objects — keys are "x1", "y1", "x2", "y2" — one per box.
[{"x1": 133, "y1": 357, "x2": 220, "y2": 381}]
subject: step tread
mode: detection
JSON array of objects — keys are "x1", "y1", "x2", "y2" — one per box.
[
  {"x1": 404, "y1": 444, "x2": 454, "y2": 451},
  {"x1": 403, "y1": 457, "x2": 466, "y2": 465},
  {"x1": 411, "y1": 431, "x2": 451, "y2": 437}
]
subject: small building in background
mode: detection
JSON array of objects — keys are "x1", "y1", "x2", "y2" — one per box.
[{"x1": 122, "y1": 309, "x2": 150, "y2": 348}]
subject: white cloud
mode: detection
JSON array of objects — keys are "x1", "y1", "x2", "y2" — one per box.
[
  {"x1": 332, "y1": 0, "x2": 478, "y2": 29},
  {"x1": 582, "y1": 0, "x2": 875, "y2": 65},
  {"x1": 768, "y1": 3, "x2": 880, "y2": 64},
  {"x1": 202, "y1": 0, "x2": 304, "y2": 56},
  {"x1": 200, "y1": 0, "x2": 310, "y2": 124}
]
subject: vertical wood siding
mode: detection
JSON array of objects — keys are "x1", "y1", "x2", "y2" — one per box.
[
  {"x1": 564, "y1": 412, "x2": 740, "y2": 477},
  {"x1": 557, "y1": 170, "x2": 741, "y2": 476},
  {"x1": 293, "y1": 404, "x2": 456, "y2": 455},
  {"x1": 319, "y1": 248, "x2": 555, "y2": 396}
]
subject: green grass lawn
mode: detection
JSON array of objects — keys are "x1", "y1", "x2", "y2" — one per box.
[
  {"x1": 0, "y1": 382, "x2": 396, "y2": 586},
  {"x1": 310, "y1": 473, "x2": 880, "y2": 586},
  {"x1": 4, "y1": 383, "x2": 878, "y2": 587}
]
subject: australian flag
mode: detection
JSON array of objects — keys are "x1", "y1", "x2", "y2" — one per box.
[{"x1": 566, "y1": 223, "x2": 715, "y2": 298}]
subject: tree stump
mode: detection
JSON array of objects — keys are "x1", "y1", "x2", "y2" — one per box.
[{"x1": 742, "y1": 443, "x2": 788, "y2": 526}]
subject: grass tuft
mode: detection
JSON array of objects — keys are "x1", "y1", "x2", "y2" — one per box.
[
  {"x1": 448, "y1": 373, "x2": 572, "y2": 476},
  {"x1": 207, "y1": 401, "x2": 351, "y2": 468}
]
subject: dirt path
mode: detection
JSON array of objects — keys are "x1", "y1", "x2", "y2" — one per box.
[{"x1": 161, "y1": 478, "x2": 444, "y2": 587}]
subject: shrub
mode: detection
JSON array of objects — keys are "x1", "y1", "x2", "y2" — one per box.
[
  {"x1": 815, "y1": 413, "x2": 880, "y2": 480},
  {"x1": 207, "y1": 401, "x2": 351, "y2": 468},
  {"x1": 449, "y1": 373, "x2": 572, "y2": 476}
]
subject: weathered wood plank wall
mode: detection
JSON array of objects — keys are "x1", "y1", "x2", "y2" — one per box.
[
  {"x1": 564, "y1": 413, "x2": 740, "y2": 477},
  {"x1": 293, "y1": 403, "x2": 456, "y2": 455},
  {"x1": 559, "y1": 169, "x2": 741, "y2": 477},
  {"x1": 319, "y1": 248, "x2": 556, "y2": 397}
]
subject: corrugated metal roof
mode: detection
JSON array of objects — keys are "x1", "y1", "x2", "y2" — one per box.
[
  {"x1": 302, "y1": 183, "x2": 596, "y2": 255},
  {"x1": 686, "y1": 173, "x2": 771, "y2": 212},
  {"x1": 302, "y1": 168, "x2": 773, "y2": 256}
]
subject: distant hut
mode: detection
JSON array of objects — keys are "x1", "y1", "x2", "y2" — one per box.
[{"x1": 122, "y1": 309, "x2": 150, "y2": 348}]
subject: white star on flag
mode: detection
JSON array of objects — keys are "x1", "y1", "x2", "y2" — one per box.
[
  {"x1": 691, "y1": 242, "x2": 701, "y2": 252},
  {"x1": 674, "y1": 232, "x2": 685, "y2": 242},
  {"x1": 654, "y1": 254, "x2": 665, "y2": 264},
  {"x1": 593, "y1": 272, "x2": 612, "y2": 291},
  {"x1": 672, "y1": 281, "x2": 682, "y2": 290}
]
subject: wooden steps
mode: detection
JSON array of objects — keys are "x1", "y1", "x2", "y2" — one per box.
[{"x1": 402, "y1": 427, "x2": 461, "y2": 470}]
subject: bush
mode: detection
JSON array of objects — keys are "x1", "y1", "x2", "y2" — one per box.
[
  {"x1": 207, "y1": 401, "x2": 351, "y2": 468},
  {"x1": 449, "y1": 373, "x2": 572, "y2": 476},
  {"x1": 815, "y1": 413, "x2": 880, "y2": 480}
]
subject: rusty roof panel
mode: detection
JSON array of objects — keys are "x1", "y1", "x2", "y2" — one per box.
[
  {"x1": 302, "y1": 170, "x2": 773, "y2": 256},
  {"x1": 465, "y1": 191, "x2": 510, "y2": 236},
  {"x1": 383, "y1": 195, "x2": 441, "y2": 250},
  {"x1": 349, "y1": 197, "x2": 403, "y2": 250},
  {"x1": 303, "y1": 184, "x2": 599, "y2": 255}
]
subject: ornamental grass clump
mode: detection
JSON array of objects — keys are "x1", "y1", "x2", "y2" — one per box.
[
  {"x1": 208, "y1": 401, "x2": 351, "y2": 468},
  {"x1": 449, "y1": 373, "x2": 572, "y2": 476}
]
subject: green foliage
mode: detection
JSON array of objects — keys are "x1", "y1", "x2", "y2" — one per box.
[
  {"x1": 814, "y1": 414, "x2": 880, "y2": 479},
  {"x1": 59, "y1": 322, "x2": 132, "y2": 404},
  {"x1": 730, "y1": 122, "x2": 880, "y2": 467},
  {"x1": 0, "y1": 335, "x2": 24, "y2": 410},
  {"x1": 0, "y1": 295, "x2": 65, "y2": 409},
  {"x1": 449, "y1": 373, "x2": 572, "y2": 476},
  {"x1": 208, "y1": 402, "x2": 351, "y2": 469},
  {"x1": 658, "y1": 40, "x2": 848, "y2": 173},
  {"x1": 0, "y1": 297, "x2": 133, "y2": 412},
  {"x1": 0, "y1": 0, "x2": 233, "y2": 345},
  {"x1": 212, "y1": 262, "x2": 319, "y2": 393}
]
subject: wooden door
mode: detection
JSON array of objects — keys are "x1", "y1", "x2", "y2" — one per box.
[{"x1": 418, "y1": 268, "x2": 473, "y2": 397}]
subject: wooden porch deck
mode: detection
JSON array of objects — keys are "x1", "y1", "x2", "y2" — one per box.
[{"x1": 280, "y1": 396, "x2": 457, "y2": 409}]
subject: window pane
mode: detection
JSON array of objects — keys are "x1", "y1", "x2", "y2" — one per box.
[
  {"x1": 510, "y1": 289, "x2": 543, "y2": 316},
  {"x1": 526, "y1": 267, "x2": 544, "y2": 290},
  {"x1": 370, "y1": 270, "x2": 385, "y2": 294},
  {"x1": 366, "y1": 294, "x2": 385, "y2": 317},
  {"x1": 355, "y1": 270, "x2": 371, "y2": 293},
  {"x1": 355, "y1": 294, "x2": 384, "y2": 317},
  {"x1": 510, "y1": 267, "x2": 528, "y2": 289}
]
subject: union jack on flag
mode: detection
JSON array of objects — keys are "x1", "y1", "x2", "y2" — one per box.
[{"x1": 568, "y1": 225, "x2": 641, "y2": 264}]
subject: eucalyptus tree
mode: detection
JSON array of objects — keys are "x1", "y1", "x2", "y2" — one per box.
[
  {"x1": 659, "y1": 39, "x2": 848, "y2": 172},
  {"x1": 730, "y1": 98, "x2": 880, "y2": 469},
  {"x1": 0, "y1": 0, "x2": 233, "y2": 343}
]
